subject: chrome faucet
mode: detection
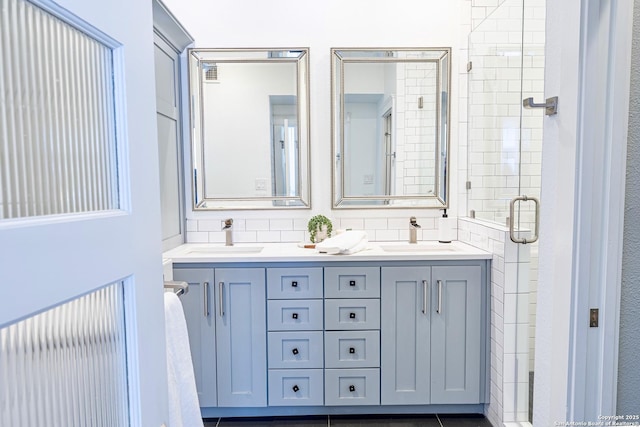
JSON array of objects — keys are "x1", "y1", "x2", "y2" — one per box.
[
  {"x1": 409, "y1": 216, "x2": 421, "y2": 244},
  {"x1": 222, "y1": 218, "x2": 233, "y2": 246}
]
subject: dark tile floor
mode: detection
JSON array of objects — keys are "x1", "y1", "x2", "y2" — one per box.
[{"x1": 203, "y1": 414, "x2": 494, "y2": 427}]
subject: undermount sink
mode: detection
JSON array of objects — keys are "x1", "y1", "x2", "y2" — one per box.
[
  {"x1": 186, "y1": 246, "x2": 264, "y2": 254},
  {"x1": 380, "y1": 244, "x2": 460, "y2": 253}
]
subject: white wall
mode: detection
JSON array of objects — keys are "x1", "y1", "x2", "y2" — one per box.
[
  {"x1": 163, "y1": 0, "x2": 462, "y2": 242},
  {"x1": 618, "y1": 0, "x2": 640, "y2": 414}
]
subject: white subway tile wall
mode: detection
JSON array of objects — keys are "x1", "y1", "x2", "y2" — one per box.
[
  {"x1": 187, "y1": 215, "x2": 454, "y2": 244},
  {"x1": 459, "y1": 217, "x2": 531, "y2": 425}
]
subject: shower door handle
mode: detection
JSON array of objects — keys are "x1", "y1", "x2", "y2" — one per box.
[{"x1": 509, "y1": 195, "x2": 540, "y2": 244}]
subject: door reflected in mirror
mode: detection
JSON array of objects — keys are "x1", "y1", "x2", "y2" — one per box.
[
  {"x1": 332, "y1": 48, "x2": 451, "y2": 209},
  {"x1": 188, "y1": 48, "x2": 310, "y2": 210}
]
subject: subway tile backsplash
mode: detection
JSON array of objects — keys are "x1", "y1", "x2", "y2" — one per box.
[{"x1": 186, "y1": 216, "x2": 456, "y2": 244}]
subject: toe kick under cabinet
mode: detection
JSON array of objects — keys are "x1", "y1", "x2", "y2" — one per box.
[{"x1": 172, "y1": 259, "x2": 489, "y2": 418}]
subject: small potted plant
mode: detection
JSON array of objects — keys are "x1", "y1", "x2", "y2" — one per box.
[{"x1": 308, "y1": 215, "x2": 333, "y2": 243}]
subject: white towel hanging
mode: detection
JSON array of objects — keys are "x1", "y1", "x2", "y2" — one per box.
[{"x1": 164, "y1": 292, "x2": 204, "y2": 427}]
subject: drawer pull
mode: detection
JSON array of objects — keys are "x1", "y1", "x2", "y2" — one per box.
[
  {"x1": 422, "y1": 280, "x2": 428, "y2": 315},
  {"x1": 349, "y1": 385, "x2": 356, "y2": 392},
  {"x1": 349, "y1": 280, "x2": 356, "y2": 287},
  {"x1": 291, "y1": 281, "x2": 298, "y2": 287},
  {"x1": 349, "y1": 312, "x2": 356, "y2": 319},
  {"x1": 292, "y1": 385, "x2": 300, "y2": 393},
  {"x1": 292, "y1": 348, "x2": 299, "y2": 355},
  {"x1": 292, "y1": 312, "x2": 298, "y2": 319},
  {"x1": 437, "y1": 280, "x2": 443, "y2": 314},
  {"x1": 219, "y1": 282, "x2": 225, "y2": 317},
  {"x1": 203, "y1": 282, "x2": 209, "y2": 317},
  {"x1": 349, "y1": 347, "x2": 355, "y2": 354}
]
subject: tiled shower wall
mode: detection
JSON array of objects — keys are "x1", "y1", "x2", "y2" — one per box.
[{"x1": 459, "y1": 218, "x2": 531, "y2": 426}]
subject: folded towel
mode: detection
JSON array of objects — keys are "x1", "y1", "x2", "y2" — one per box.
[
  {"x1": 164, "y1": 292, "x2": 204, "y2": 427},
  {"x1": 342, "y1": 237, "x2": 369, "y2": 254},
  {"x1": 315, "y1": 230, "x2": 368, "y2": 255}
]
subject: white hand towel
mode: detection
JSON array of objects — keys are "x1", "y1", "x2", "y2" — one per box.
[
  {"x1": 164, "y1": 292, "x2": 204, "y2": 427},
  {"x1": 315, "y1": 230, "x2": 368, "y2": 255}
]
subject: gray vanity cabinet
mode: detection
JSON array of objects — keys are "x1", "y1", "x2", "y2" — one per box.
[
  {"x1": 172, "y1": 257, "x2": 488, "y2": 417},
  {"x1": 173, "y1": 267, "x2": 267, "y2": 408},
  {"x1": 173, "y1": 268, "x2": 217, "y2": 407},
  {"x1": 430, "y1": 266, "x2": 482, "y2": 404},
  {"x1": 324, "y1": 266, "x2": 382, "y2": 406},
  {"x1": 266, "y1": 267, "x2": 324, "y2": 406},
  {"x1": 380, "y1": 266, "x2": 431, "y2": 405},
  {"x1": 380, "y1": 265, "x2": 484, "y2": 405},
  {"x1": 214, "y1": 268, "x2": 267, "y2": 407}
]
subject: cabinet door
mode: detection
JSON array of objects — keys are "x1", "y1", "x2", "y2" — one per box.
[
  {"x1": 430, "y1": 266, "x2": 482, "y2": 404},
  {"x1": 172, "y1": 268, "x2": 217, "y2": 407},
  {"x1": 380, "y1": 266, "x2": 431, "y2": 405},
  {"x1": 214, "y1": 268, "x2": 267, "y2": 407}
]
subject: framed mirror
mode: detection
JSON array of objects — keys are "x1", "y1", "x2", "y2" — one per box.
[
  {"x1": 331, "y1": 48, "x2": 451, "y2": 209},
  {"x1": 188, "y1": 48, "x2": 310, "y2": 210}
]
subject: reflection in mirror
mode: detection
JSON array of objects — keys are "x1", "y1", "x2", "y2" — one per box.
[
  {"x1": 331, "y1": 48, "x2": 450, "y2": 209},
  {"x1": 188, "y1": 48, "x2": 310, "y2": 210}
]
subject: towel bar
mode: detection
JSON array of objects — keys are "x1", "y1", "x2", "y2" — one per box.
[{"x1": 164, "y1": 281, "x2": 189, "y2": 297}]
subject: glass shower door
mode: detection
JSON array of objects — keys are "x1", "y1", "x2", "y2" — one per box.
[{"x1": 467, "y1": 0, "x2": 545, "y2": 423}]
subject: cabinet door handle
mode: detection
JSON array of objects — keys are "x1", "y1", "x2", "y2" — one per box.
[
  {"x1": 203, "y1": 282, "x2": 209, "y2": 317},
  {"x1": 422, "y1": 280, "x2": 428, "y2": 315},
  {"x1": 437, "y1": 280, "x2": 443, "y2": 314},
  {"x1": 292, "y1": 385, "x2": 300, "y2": 392},
  {"x1": 219, "y1": 282, "x2": 225, "y2": 317},
  {"x1": 349, "y1": 385, "x2": 356, "y2": 392}
]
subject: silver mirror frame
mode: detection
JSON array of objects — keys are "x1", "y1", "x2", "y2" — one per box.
[
  {"x1": 188, "y1": 48, "x2": 311, "y2": 210},
  {"x1": 331, "y1": 47, "x2": 451, "y2": 209}
]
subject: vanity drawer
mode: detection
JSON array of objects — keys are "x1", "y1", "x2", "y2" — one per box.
[
  {"x1": 268, "y1": 300, "x2": 323, "y2": 331},
  {"x1": 324, "y1": 299, "x2": 380, "y2": 331},
  {"x1": 324, "y1": 267, "x2": 380, "y2": 299},
  {"x1": 324, "y1": 368, "x2": 380, "y2": 406},
  {"x1": 324, "y1": 330, "x2": 380, "y2": 368},
  {"x1": 267, "y1": 268, "x2": 323, "y2": 299},
  {"x1": 268, "y1": 369, "x2": 324, "y2": 406},
  {"x1": 268, "y1": 331, "x2": 324, "y2": 369}
]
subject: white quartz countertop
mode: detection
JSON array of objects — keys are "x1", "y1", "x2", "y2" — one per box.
[{"x1": 163, "y1": 240, "x2": 492, "y2": 263}]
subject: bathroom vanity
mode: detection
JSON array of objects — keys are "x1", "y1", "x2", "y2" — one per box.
[{"x1": 164, "y1": 241, "x2": 491, "y2": 418}]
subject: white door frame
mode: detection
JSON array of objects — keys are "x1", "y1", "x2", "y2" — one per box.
[{"x1": 535, "y1": 0, "x2": 633, "y2": 424}]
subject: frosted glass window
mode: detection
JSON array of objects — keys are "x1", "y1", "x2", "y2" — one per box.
[
  {"x1": 0, "y1": 283, "x2": 129, "y2": 426},
  {"x1": 0, "y1": 0, "x2": 119, "y2": 220}
]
